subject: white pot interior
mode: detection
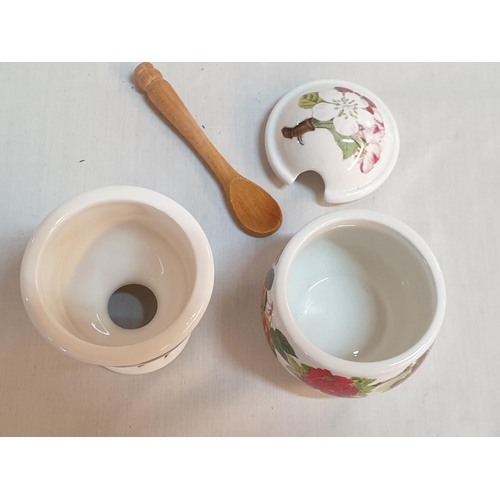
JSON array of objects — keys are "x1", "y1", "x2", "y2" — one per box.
[
  {"x1": 36, "y1": 201, "x2": 196, "y2": 347},
  {"x1": 286, "y1": 222, "x2": 437, "y2": 362}
]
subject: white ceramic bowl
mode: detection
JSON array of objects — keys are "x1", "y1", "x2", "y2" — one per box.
[
  {"x1": 21, "y1": 186, "x2": 214, "y2": 374},
  {"x1": 261, "y1": 210, "x2": 445, "y2": 396}
]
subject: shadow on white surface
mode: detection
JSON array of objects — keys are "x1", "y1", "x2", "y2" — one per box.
[{"x1": 217, "y1": 234, "x2": 330, "y2": 399}]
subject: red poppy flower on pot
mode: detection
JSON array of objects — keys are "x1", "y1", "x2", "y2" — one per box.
[{"x1": 300, "y1": 367, "x2": 360, "y2": 397}]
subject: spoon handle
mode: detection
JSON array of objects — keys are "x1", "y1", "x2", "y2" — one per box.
[{"x1": 134, "y1": 62, "x2": 238, "y2": 189}]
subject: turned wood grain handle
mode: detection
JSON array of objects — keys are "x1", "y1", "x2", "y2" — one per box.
[{"x1": 134, "y1": 62, "x2": 238, "y2": 187}]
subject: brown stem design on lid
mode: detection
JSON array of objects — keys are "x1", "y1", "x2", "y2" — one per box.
[{"x1": 281, "y1": 118, "x2": 315, "y2": 145}]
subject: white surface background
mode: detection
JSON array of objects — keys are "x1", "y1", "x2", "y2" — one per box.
[{"x1": 0, "y1": 62, "x2": 498, "y2": 436}]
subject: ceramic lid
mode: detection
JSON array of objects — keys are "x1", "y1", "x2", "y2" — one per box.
[{"x1": 265, "y1": 80, "x2": 399, "y2": 204}]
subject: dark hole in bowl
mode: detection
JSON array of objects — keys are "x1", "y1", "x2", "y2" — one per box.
[{"x1": 108, "y1": 284, "x2": 158, "y2": 330}]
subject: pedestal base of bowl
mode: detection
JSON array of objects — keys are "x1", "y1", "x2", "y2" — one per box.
[{"x1": 106, "y1": 335, "x2": 191, "y2": 375}]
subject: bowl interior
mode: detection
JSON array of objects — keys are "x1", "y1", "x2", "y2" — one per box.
[
  {"x1": 36, "y1": 201, "x2": 196, "y2": 347},
  {"x1": 286, "y1": 222, "x2": 437, "y2": 362}
]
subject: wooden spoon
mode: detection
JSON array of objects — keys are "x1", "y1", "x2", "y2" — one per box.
[{"x1": 134, "y1": 62, "x2": 283, "y2": 237}]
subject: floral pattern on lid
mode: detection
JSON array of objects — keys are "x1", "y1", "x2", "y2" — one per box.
[
  {"x1": 265, "y1": 79, "x2": 400, "y2": 204},
  {"x1": 281, "y1": 86, "x2": 386, "y2": 174}
]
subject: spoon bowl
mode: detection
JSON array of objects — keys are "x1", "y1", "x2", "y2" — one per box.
[{"x1": 228, "y1": 177, "x2": 282, "y2": 237}]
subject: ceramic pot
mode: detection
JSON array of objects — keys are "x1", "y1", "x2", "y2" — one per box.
[
  {"x1": 21, "y1": 186, "x2": 214, "y2": 374},
  {"x1": 261, "y1": 210, "x2": 445, "y2": 397}
]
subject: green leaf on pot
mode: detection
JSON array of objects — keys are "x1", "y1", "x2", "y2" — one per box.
[
  {"x1": 271, "y1": 328, "x2": 297, "y2": 361},
  {"x1": 261, "y1": 289, "x2": 267, "y2": 313},
  {"x1": 372, "y1": 368, "x2": 412, "y2": 393},
  {"x1": 350, "y1": 377, "x2": 377, "y2": 396},
  {"x1": 351, "y1": 377, "x2": 377, "y2": 391},
  {"x1": 298, "y1": 92, "x2": 324, "y2": 109},
  {"x1": 266, "y1": 268, "x2": 275, "y2": 291},
  {"x1": 286, "y1": 354, "x2": 309, "y2": 376}
]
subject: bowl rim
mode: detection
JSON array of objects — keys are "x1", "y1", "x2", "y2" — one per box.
[
  {"x1": 273, "y1": 209, "x2": 446, "y2": 378},
  {"x1": 264, "y1": 79, "x2": 400, "y2": 204},
  {"x1": 20, "y1": 186, "x2": 215, "y2": 367}
]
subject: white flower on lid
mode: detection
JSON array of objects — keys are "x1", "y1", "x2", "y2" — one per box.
[{"x1": 312, "y1": 89, "x2": 375, "y2": 136}]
